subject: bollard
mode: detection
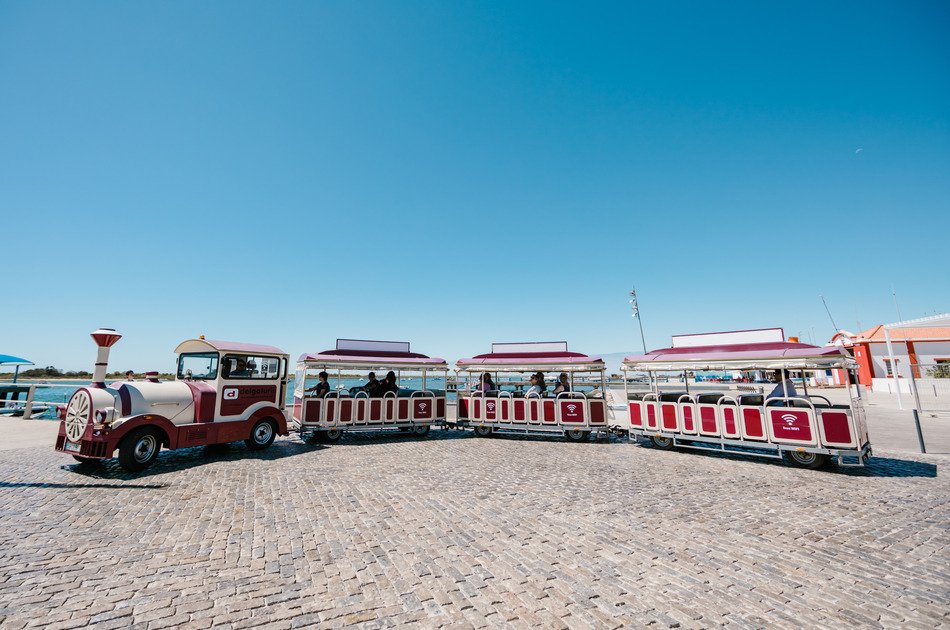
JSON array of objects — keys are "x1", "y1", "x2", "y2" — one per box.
[{"x1": 912, "y1": 409, "x2": 927, "y2": 454}]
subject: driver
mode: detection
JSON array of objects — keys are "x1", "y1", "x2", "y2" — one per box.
[{"x1": 229, "y1": 357, "x2": 253, "y2": 378}]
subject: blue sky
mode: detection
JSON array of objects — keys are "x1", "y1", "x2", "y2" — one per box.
[{"x1": 2, "y1": 1, "x2": 948, "y2": 372}]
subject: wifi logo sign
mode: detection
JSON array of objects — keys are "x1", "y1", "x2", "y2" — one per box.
[
  {"x1": 567, "y1": 404, "x2": 578, "y2": 413},
  {"x1": 781, "y1": 413, "x2": 798, "y2": 425},
  {"x1": 487, "y1": 402, "x2": 495, "y2": 411},
  {"x1": 418, "y1": 403, "x2": 427, "y2": 411}
]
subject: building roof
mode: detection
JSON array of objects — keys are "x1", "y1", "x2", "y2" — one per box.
[{"x1": 850, "y1": 325, "x2": 950, "y2": 343}]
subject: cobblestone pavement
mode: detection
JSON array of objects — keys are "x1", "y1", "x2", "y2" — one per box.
[{"x1": 0, "y1": 431, "x2": 947, "y2": 629}]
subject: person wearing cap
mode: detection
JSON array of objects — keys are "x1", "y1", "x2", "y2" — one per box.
[
  {"x1": 125, "y1": 370, "x2": 135, "y2": 381},
  {"x1": 362, "y1": 372, "x2": 381, "y2": 396}
]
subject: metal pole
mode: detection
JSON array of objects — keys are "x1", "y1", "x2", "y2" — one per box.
[
  {"x1": 884, "y1": 327, "x2": 903, "y2": 410},
  {"x1": 820, "y1": 294, "x2": 839, "y2": 331},
  {"x1": 912, "y1": 409, "x2": 927, "y2": 453},
  {"x1": 630, "y1": 289, "x2": 647, "y2": 355},
  {"x1": 13, "y1": 365, "x2": 20, "y2": 384}
]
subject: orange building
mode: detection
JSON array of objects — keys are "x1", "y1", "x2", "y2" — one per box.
[{"x1": 832, "y1": 325, "x2": 950, "y2": 390}]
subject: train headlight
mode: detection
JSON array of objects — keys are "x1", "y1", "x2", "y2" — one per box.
[{"x1": 94, "y1": 407, "x2": 117, "y2": 427}]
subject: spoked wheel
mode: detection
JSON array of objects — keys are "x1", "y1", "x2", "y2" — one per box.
[
  {"x1": 785, "y1": 450, "x2": 829, "y2": 469},
  {"x1": 119, "y1": 428, "x2": 161, "y2": 472},
  {"x1": 411, "y1": 424, "x2": 431, "y2": 437},
  {"x1": 564, "y1": 429, "x2": 589, "y2": 443},
  {"x1": 474, "y1": 425, "x2": 492, "y2": 438},
  {"x1": 649, "y1": 435, "x2": 675, "y2": 450},
  {"x1": 323, "y1": 428, "x2": 344, "y2": 443},
  {"x1": 245, "y1": 419, "x2": 276, "y2": 451}
]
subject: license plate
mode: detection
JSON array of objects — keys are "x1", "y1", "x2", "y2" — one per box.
[{"x1": 64, "y1": 441, "x2": 81, "y2": 453}]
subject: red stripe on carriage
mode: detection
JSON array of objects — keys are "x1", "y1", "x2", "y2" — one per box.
[
  {"x1": 661, "y1": 403, "x2": 677, "y2": 430},
  {"x1": 681, "y1": 405, "x2": 695, "y2": 432},
  {"x1": 629, "y1": 402, "x2": 643, "y2": 427},
  {"x1": 741, "y1": 407, "x2": 765, "y2": 439},
  {"x1": 819, "y1": 411, "x2": 854, "y2": 446}
]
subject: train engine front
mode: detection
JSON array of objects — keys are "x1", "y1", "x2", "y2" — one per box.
[{"x1": 56, "y1": 328, "x2": 198, "y2": 469}]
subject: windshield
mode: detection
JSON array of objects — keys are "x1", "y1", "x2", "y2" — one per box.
[{"x1": 178, "y1": 353, "x2": 219, "y2": 380}]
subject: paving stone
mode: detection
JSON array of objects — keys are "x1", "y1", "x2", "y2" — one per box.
[{"x1": 0, "y1": 433, "x2": 947, "y2": 628}]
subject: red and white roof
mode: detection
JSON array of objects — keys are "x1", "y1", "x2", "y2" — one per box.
[
  {"x1": 175, "y1": 339, "x2": 288, "y2": 356},
  {"x1": 298, "y1": 339, "x2": 447, "y2": 369},
  {"x1": 624, "y1": 341, "x2": 854, "y2": 371},
  {"x1": 457, "y1": 342, "x2": 604, "y2": 372}
]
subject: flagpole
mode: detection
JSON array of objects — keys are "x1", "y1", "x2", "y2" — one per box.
[{"x1": 630, "y1": 288, "x2": 647, "y2": 354}]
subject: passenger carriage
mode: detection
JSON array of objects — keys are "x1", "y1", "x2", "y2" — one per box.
[
  {"x1": 455, "y1": 342, "x2": 609, "y2": 441},
  {"x1": 621, "y1": 330, "x2": 872, "y2": 468},
  {"x1": 292, "y1": 339, "x2": 448, "y2": 442},
  {"x1": 55, "y1": 329, "x2": 290, "y2": 472}
]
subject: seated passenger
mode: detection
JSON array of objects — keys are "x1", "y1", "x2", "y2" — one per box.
[
  {"x1": 475, "y1": 372, "x2": 496, "y2": 393},
  {"x1": 228, "y1": 358, "x2": 253, "y2": 378},
  {"x1": 305, "y1": 371, "x2": 330, "y2": 398},
  {"x1": 362, "y1": 372, "x2": 381, "y2": 396},
  {"x1": 766, "y1": 370, "x2": 799, "y2": 402},
  {"x1": 535, "y1": 372, "x2": 547, "y2": 396},
  {"x1": 552, "y1": 372, "x2": 570, "y2": 395},
  {"x1": 378, "y1": 371, "x2": 399, "y2": 396},
  {"x1": 525, "y1": 374, "x2": 542, "y2": 396}
]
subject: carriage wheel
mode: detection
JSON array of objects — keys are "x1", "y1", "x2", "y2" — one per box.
[
  {"x1": 785, "y1": 450, "x2": 829, "y2": 469},
  {"x1": 649, "y1": 435, "x2": 675, "y2": 450},
  {"x1": 565, "y1": 429, "x2": 589, "y2": 442},
  {"x1": 324, "y1": 428, "x2": 344, "y2": 443},
  {"x1": 474, "y1": 425, "x2": 492, "y2": 438},
  {"x1": 411, "y1": 424, "x2": 430, "y2": 437}
]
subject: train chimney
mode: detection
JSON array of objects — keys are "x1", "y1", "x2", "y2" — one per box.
[{"x1": 90, "y1": 328, "x2": 122, "y2": 387}]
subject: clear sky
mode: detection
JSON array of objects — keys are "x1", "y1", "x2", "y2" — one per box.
[{"x1": 2, "y1": 1, "x2": 948, "y2": 372}]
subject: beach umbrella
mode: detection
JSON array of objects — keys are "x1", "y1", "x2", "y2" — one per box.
[{"x1": 0, "y1": 355, "x2": 34, "y2": 383}]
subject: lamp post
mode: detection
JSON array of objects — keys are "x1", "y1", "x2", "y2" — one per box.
[{"x1": 629, "y1": 288, "x2": 647, "y2": 354}]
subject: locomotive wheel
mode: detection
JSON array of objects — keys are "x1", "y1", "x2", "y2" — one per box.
[
  {"x1": 71, "y1": 455, "x2": 101, "y2": 466},
  {"x1": 245, "y1": 419, "x2": 276, "y2": 451},
  {"x1": 785, "y1": 450, "x2": 829, "y2": 469},
  {"x1": 649, "y1": 435, "x2": 675, "y2": 450},
  {"x1": 411, "y1": 424, "x2": 430, "y2": 437},
  {"x1": 474, "y1": 425, "x2": 492, "y2": 438},
  {"x1": 118, "y1": 428, "x2": 161, "y2": 472},
  {"x1": 323, "y1": 428, "x2": 344, "y2": 443},
  {"x1": 565, "y1": 429, "x2": 589, "y2": 442}
]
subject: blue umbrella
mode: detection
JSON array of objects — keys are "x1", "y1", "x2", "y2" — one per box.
[{"x1": 0, "y1": 355, "x2": 34, "y2": 383}]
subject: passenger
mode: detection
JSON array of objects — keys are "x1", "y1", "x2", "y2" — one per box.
[
  {"x1": 766, "y1": 370, "x2": 799, "y2": 402},
  {"x1": 478, "y1": 372, "x2": 496, "y2": 392},
  {"x1": 525, "y1": 374, "x2": 542, "y2": 396},
  {"x1": 552, "y1": 372, "x2": 570, "y2": 395},
  {"x1": 535, "y1": 372, "x2": 547, "y2": 396},
  {"x1": 378, "y1": 371, "x2": 399, "y2": 395},
  {"x1": 125, "y1": 370, "x2": 135, "y2": 381},
  {"x1": 228, "y1": 358, "x2": 253, "y2": 378},
  {"x1": 362, "y1": 372, "x2": 381, "y2": 396},
  {"x1": 305, "y1": 371, "x2": 330, "y2": 398}
]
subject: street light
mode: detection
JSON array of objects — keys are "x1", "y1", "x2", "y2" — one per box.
[{"x1": 629, "y1": 288, "x2": 647, "y2": 354}]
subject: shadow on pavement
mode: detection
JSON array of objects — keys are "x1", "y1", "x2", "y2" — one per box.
[
  {"x1": 328, "y1": 427, "x2": 472, "y2": 446},
  {"x1": 635, "y1": 440, "x2": 938, "y2": 478},
  {"x1": 58, "y1": 438, "x2": 325, "y2": 480},
  {"x1": 0, "y1": 481, "x2": 166, "y2": 489}
]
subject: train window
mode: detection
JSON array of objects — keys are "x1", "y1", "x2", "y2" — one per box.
[
  {"x1": 178, "y1": 353, "x2": 219, "y2": 380},
  {"x1": 221, "y1": 354, "x2": 281, "y2": 380}
]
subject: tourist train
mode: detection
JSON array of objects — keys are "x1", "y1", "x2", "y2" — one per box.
[
  {"x1": 621, "y1": 329, "x2": 871, "y2": 468},
  {"x1": 54, "y1": 327, "x2": 872, "y2": 472}
]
